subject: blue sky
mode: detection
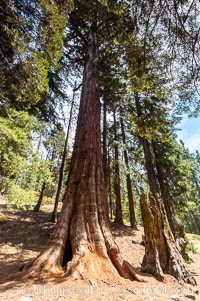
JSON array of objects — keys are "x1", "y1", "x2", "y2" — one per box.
[{"x1": 176, "y1": 116, "x2": 200, "y2": 153}]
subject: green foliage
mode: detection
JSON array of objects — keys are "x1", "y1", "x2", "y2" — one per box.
[
  {"x1": 42, "y1": 195, "x2": 55, "y2": 204},
  {"x1": 27, "y1": 235, "x2": 39, "y2": 241},
  {"x1": 39, "y1": 0, "x2": 69, "y2": 68},
  {"x1": 192, "y1": 234, "x2": 200, "y2": 240},
  {"x1": 11, "y1": 52, "x2": 50, "y2": 108},
  {"x1": 0, "y1": 108, "x2": 35, "y2": 179},
  {"x1": 1, "y1": 0, "x2": 72, "y2": 114},
  {"x1": 186, "y1": 242, "x2": 198, "y2": 254},
  {"x1": 6, "y1": 182, "x2": 39, "y2": 210},
  {"x1": 181, "y1": 240, "x2": 198, "y2": 264}
]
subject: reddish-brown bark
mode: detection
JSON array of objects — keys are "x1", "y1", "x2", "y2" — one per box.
[
  {"x1": 23, "y1": 28, "x2": 142, "y2": 283},
  {"x1": 140, "y1": 193, "x2": 196, "y2": 285}
]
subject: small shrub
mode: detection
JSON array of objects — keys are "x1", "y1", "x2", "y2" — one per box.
[
  {"x1": 6, "y1": 181, "x2": 39, "y2": 210},
  {"x1": 186, "y1": 242, "x2": 198, "y2": 254},
  {"x1": 192, "y1": 234, "x2": 200, "y2": 240},
  {"x1": 42, "y1": 195, "x2": 55, "y2": 204}
]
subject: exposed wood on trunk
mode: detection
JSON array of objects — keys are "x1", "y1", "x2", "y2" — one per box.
[
  {"x1": 134, "y1": 92, "x2": 196, "y2": 285},
  {"x1": 51, "y1": 83, "x2": 76, "y2": 223},
  {"x1": 113, "y1": 109, "x2": 123, "y2": 225},
  {"x1": 120, "y1": 117, "x2": 137, "y2": 229},
  {"x1": 152, "y1": 142, "x2": 176, "y2": 237},
  {"x1": 140, "y1": 193, "x2": 196, "y2": 285},
  {"x1": 23, "y1": 27, "x2": 142, "y2": 283}
]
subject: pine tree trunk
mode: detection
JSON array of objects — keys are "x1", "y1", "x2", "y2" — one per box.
[
  {"x1": 33, "y1": 182, "x2": 46, "y2": 212},
  {"x1": 102, "y1": 100, "x2": 109, "y2": 219},
  {"x1": 51, "y1": 83, "x2": 76, "y2": 223},
  {"x1": 24, "y1": 27, "x2": 142, "y2": 283},
  {"x1": 108, "y1": 147, "x2": 113, "y2": 220},
  {"x1": 102, "y1": 101, "x2": 108, "y2": 187},
  {"x1": 113, "y1": 109, "x2": 123, "y2": 225},
  {"x1": 120, "y1": 118, "x2": 137, "y2": 229},
  {"x1": 140, "y1": 193, "x2": 196, "y2": 285}
]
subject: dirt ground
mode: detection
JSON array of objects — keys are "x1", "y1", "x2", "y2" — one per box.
[{"x1": 0, "y1": 196, "x2": 199, "y2": 301}]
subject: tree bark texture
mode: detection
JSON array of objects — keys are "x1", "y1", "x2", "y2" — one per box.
[
  {"x1": 152, "y1": 142, "x2": 177, "y2": 237},
  {"x1": 113, "y1": 110, "x2": 123, "y2": 225},
  {"x1": 140, "y1": 193, "x2": 196, "y2": 285},
  {"x1": 120, "y1": 118, "x2": 137, "y2": 229},
  {"x1": 134, "y1": 93, "x2": 196, "y2": 285},
  {"x1": 24, "y1": 28, "x2": 142, "y2": 283}
]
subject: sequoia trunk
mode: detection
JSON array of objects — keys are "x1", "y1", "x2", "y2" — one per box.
[
  {"x1": 134, "y1": 93, "x2": 196, "y2": 285},
  {"x1": 140, "y1": 193, "x2": 196, "y2": 285},
  {"x1": 152, "y1": 142, "x2": 176, "y2": 237},
  {"x1": 24, "y1": 27, "x2": 142, "y2": 283}
]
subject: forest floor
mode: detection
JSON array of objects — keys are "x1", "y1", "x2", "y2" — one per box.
[{"x1": 0, "y1": 196, "x2": 199, "y2": 301}]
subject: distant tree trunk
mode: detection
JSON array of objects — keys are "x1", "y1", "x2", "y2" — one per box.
[
  {"x1": 120, "y1": 118, "x2": 137, "y2": 229},
  {"x1": 113, "y1": 109, "x2": 123, "y2": 225},
  {"x1": 24, "y1": 27, "x2": 142, "y2": 282},
  {"x1": 33, "y1": 182, "x2": 46, "y2": 212},
  {"x1": 102, "y1": 100, "x2": 109, "y2": 219},
  {"x1": 140, "y1": 193, "x2": 196, "y2": 285},
  {"x1": 108, "y1": 147, "x2": 113, "y2": 220},
  {"x1": 33, "y1": 151, "x2": 51, "y2": 212},
  {"x1": 51, "y1": 83, "x2": 76, "y2": 223},
  {"x1": 102, "y1": 100, "x2": 108, "y2": 187}
]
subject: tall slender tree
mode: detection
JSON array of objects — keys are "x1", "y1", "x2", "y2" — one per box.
[
  {"x1": 120, "y1": 118, "x2": 137, "y2": 229},
  {"x1": 113, "y1": 109, "x2": 124, "y2": 225},
  {"x1": 51, "y1": 83, "x2": 77, "y2": 222}
]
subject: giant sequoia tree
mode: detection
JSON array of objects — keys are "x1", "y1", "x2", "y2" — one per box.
[
  {"x1": 13, "y1": 0, "x2": 198, "y2": 284},
  {"x1": 25, "y1": 18, "x2": 142, "y2": 281}
]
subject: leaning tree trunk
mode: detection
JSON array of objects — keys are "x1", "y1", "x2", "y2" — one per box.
[
  {"x1": 140, "y1": 193, "x2": 196, "y2": 285},
  {"x1": 120, "y1": 118, "x2": 137, "y2": 229},
  {"x1": 33, "y1": 182, "x2": 46, "y2": 212},
  {"x1": 23, "y1": 27, "x2": 142, "y2": 283}
]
